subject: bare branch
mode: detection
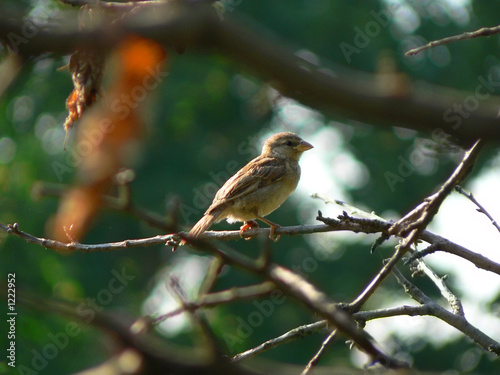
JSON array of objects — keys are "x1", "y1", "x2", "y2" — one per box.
[
  {"x1": 301, "y1": 330, "x2": 337, "y2": 375},
  {"x1": 455, "y1": 185, "x2": 500, "y2": 234},
  {"x1": 199, "y1": 257, "x2": 224, "y2": 296},
  {"x1": 389, "y1": 140, "x2": 483, "y2": 241},
  {"x1": 32, "y1": 181, "x2": 177, "y2": 232},
  {"x1": 412, "y1": 257, "x2": 464, "y2": 316},
  {"x1": 410, "y1": 234, "x2": 500, "y2": 275},
  {"x1": 392, "y1": 267, "x2": 500, "y2": 355},
  {"x1": 152, "y1": 282, "x2": 276, "y2": 326},
  {"x1": 406, "y1": 25, "x2": 500, "y2": 56},
  {"x1": 346, "y1": 246, "x2": 406, "y2": 313},
  {"x1": 267, "y1": 265, "x2": 407, "y2": 368},
  {"x1": 1, "y1": 3, "x2": 500, "y2": 141},
  {"x1": 354, "y1": 305, "x2": 430, "y2": 321},
  {"x1": 0, "y1": 222, "x2": 169, "y2": 253},
  {"x1": 57, "y1": 0, "x2": 162, "y2": 7},
  {"x1": 0, "y1": 222, "x2": 406, "y2": 367},
  {"x1": 348, "y1": 140, "x2": 483, "y2": 313},
  {"x1": 231, "y1": 321, "x2": 328, "y2": 363},
  {"x1": 3, "y1": 207, "x2": 500, "y2": 275}
]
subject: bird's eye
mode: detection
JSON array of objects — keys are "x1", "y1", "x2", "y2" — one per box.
[{"x1": 286, "y1": 140, "x2": 293, "y2": 146}]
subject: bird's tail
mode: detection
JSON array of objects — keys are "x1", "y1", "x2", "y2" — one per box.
[
  {"x1": 189, "y1": 214, "x2": 217, "y2": 238},
  {"x1": 180, "y1": 214, "x2": 217, "y2": 245}
]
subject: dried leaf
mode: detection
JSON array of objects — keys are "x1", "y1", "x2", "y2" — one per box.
[{"x1": 52, "y1": 36, "x2": 168, "y2": 242}]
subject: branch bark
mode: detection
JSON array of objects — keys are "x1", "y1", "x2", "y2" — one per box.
[
  {"x1": 392, "y1": 267, "x2": 500, "y2": 355},
  {"x1": 406, "y1": 25, "x2": 500, "y2": 56},
  {"x1": 1, "y1": 3, "x2": 500, "y2": 141},
  {"x1": 2, "y1": 212, "x2": 500, "y2": 275}
]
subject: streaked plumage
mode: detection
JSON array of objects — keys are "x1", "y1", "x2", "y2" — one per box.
[{"x1": 182, "y1": 132, "x2": 313, "y2": 244}]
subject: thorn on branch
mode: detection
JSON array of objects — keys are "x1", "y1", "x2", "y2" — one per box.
[
  {"x1": 370, "y1": 233, "x2": 390, "y2": 253},
  {"x1": 404, "y1": 243, "x2": 440, "y2": 264},
  {"x1": 316, "y1": 210, "x2": 340, "y2": 226}
]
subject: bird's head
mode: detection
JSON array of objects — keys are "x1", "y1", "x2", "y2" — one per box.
[{"x1": 262, "y1": 132, "x2": 313, "y2": 161}]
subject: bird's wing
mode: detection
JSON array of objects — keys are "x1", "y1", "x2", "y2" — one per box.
[{"x1": 208, "y1": 156, "x2": 286, "y2": 209}]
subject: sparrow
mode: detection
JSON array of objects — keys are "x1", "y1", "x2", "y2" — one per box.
[{"x1": 181, "y1": 132, "x2": 313, "y2": 244}]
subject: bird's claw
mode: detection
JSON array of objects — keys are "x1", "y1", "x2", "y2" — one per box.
[
  {"x1": 269, "y1": 225, "x2": 281, "y2": 242},
  {"x1": 240, "y1": 220, "x2": 259, "y2": 240}
]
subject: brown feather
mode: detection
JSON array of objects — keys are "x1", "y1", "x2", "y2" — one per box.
[
  {"x1": 179, "y1": 132, "x2": 313, "y2": 246},
  {"x1": 188, "y1": 213, "x2": 218, "y2": 238},
  {"x1": 206, "y1": 156, "x2": 286, "y2": 215},
  {"x1": 179, "y1": 211, "x2": 220, "y2": 245}
]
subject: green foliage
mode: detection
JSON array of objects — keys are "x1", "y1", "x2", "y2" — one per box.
[{"x1": 1, "y1": 0, "x2": 498, "y2": 373}]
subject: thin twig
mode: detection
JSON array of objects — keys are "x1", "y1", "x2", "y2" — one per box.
[
  {"x1": 391, "y1": 267, "x2": 500, "y2": 355},
  {"x1": 389, "y1": 140, "x2": 483, "y2": 240},
  {"x1": 153, "y1": 282, "x2": 276, "y2": 325},
  {"x1": 231, "y1": 321, "x2": 329, "y2": 362},
  {"x1": 413, "y1": 257, "x2": 464, "y2": 316},
  {"x1": 301, "y1": 330, "x2": 337, "y2": 375},
  {"x1": 169, "y1": 277, "x2": 221, "y2": 359},
  {"x1": 232, "y1": 296, "x2": 498, "y2": 365},
  {"x1": 199, "y1": 257, "x2": 224, "y2": 296},
  {"x1": 353, "y1": 305, "x2": 430, "y2": 321},
  {"x1": 3, "y1": 210, "x2": 500, "y2": 275},
  {"x1": 455, "y1": 185, "x2": 500, "y2": 234},
  {"x1": 406, "y1": 25, "x2": 500, "y2": 56},
  {"x1": 57, "y1": 0, "x2": 163, "y2": 7},
  {"x1": 32, "y1": 181, "x2": 175, "y2": 232},
  {"x1": 347, "y1": 140, "x2": 483, "y2": 313},
  {"x1": 266, "y1": 265, "x2": 407, "y2": 369},
  {"x1": 1, "y1": 4, "x2": 500, "y2": 140},
  {"x1": 410, "y1": 234, "x2": 500, "y2": 275}
]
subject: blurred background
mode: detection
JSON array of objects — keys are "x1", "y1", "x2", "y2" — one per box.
[{"x1": 1, "y1": 0, "x2": 500, "y2": 373}]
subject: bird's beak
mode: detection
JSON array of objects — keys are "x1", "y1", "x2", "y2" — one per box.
[{"x1": 296, "y1": 140, "x2": 314, "y2": 152}]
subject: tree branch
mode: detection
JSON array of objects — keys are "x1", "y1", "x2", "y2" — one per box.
[
  {"x1": 406, "y1": 25, "x2": 500, "y2": 56},
  {"x1": 411, "y1": 257, "x2": 464, "y2": 316},
  {"x1": 388, "y1": 140, "x2": 483, "y2": 241},
  {"x1": 392, "y1": 267, "x2": 500, "y2": 355},
  {"x1": 346, "y1": 140, "x2": 483, "y2": 312},
  {"x1": 408, "y1": 234, "x2": 500, "y2": 275},
  {"x1": 3, "y1": 209, "x2": 500, "y2": 275},
  {"x1": 1, "y1": 3, "x2": 500, "y2": 141},
  {"x1": 32, "y1": 180, "x2": 178, "y2": 232},
  {"x1": 301, "y1": 330, "x2": 337, "y2": 375},
  {"x1": 231, "y1": 321, "x2": 328, "y2": 363},
  {"x1": 152, "y1": 282, "x2": 276, "y2": 326},
  {"x1": 455, "y1": 185, "x2": 500, "y2": 233},
  {"x1": 0, "y1": 221, "x2": 406, "y2": 367}
]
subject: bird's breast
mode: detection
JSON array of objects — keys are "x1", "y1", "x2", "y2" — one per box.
[{"x1": 228, "y1": 162, "x2": 300, "y2": 221}]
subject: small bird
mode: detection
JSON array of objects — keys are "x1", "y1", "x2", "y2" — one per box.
[{"x1": 181, "y1": 132, "x2": 313, "y2": 244}]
